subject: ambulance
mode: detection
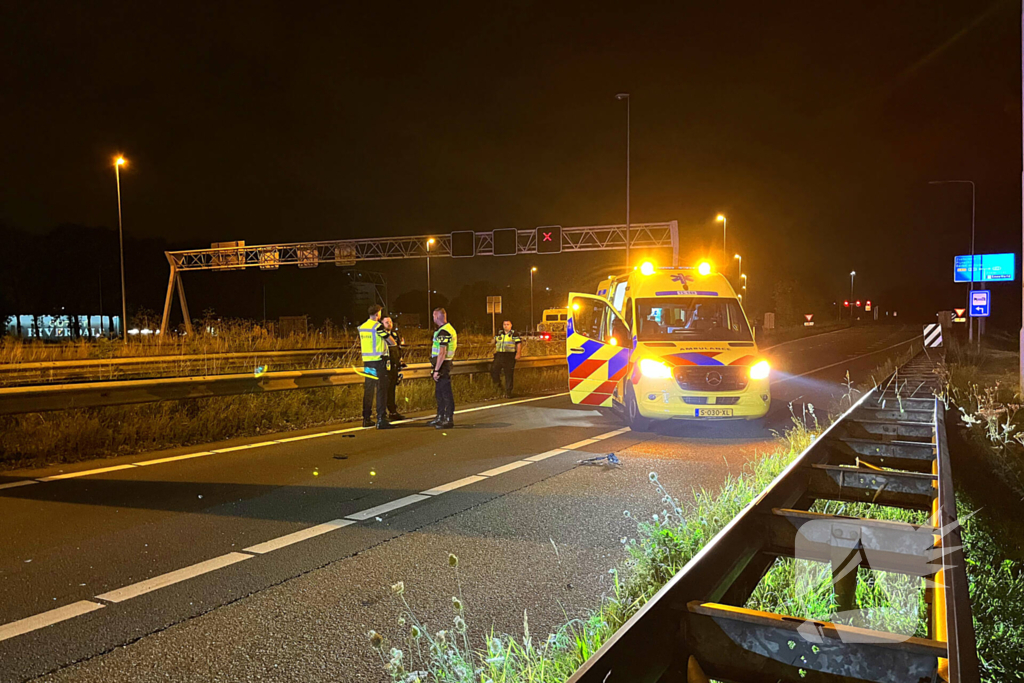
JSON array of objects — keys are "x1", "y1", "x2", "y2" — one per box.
[{"x1": 566, "y1": 261, "x2": 770, "y2": 430}]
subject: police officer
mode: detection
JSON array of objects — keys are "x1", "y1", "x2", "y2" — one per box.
[
  {"x1": 358, "y1": 304, "x2": 394, "y2": 429},
  {"x1": 381, "y1": 315, "x2": 405, "y2": 421},
  {"x1": 491, "y1": 319, "x2": 522, "y2": 398},
  {"x1": 428, "y1": 307, "x2": 457, "y2": 429}
]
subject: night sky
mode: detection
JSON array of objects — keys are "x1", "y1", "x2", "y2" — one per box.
[{"x1": 1, "y1": 1, "x2": 1020, "y2": 330}]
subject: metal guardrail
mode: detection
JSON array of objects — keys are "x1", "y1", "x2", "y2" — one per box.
[
  {"x1": 0, "y1": 355, "x2": 566, "y2": 415},
  {"x1": 568, "y1": 352, "x2": 979, "y2": 683}
]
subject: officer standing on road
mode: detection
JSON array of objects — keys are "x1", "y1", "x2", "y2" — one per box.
[
  {"x1": 428, "y1": 307, "x2": 457, "y2": 429},
  {"x1": 382, "y1": 315, "x2": 405, "y2": 421},
  {"x1": 358, "y1": 304, "x2": 394, "y2": 429},
  {"x1": 491, "y1": 319, "x2": 523, "y2": 398}
]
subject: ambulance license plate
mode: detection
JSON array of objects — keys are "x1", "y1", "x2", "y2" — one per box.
[{"x1": 697, "y1": 408, "x2": 734, "y2": 417}]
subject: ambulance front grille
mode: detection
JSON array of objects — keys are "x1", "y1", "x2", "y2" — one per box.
[{"x1": 674, "y1": 366, "x2": 748, "y2": 392}]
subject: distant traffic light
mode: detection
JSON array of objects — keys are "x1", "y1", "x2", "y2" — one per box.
[
  {"x1": 844, "y1": 300, "x2": 850, "y2": 307},
  {"x1": 855, "y1": 300, "x2": 862, "y2": 307},
  {"x1": 536, "y1": 225, "x2": 562, "y2": 254}
]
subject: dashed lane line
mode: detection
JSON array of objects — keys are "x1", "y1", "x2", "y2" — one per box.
[
  {"x1": 244, "y1": 520, "x2": 355, "y2": 554},
  {"x1": 0, "y1": 480, "x2": 38, "y2": 490},
  {"x1": 12, "y1": 392, "x2": 572, "y2": 484},
  {"x1": 344, "y1": 494, "x2": 433, "y2": 521},
  {"x1": 95, "y1": 553, "x2": 254, "y2": 603},
  {"x1": 0, "y1": 601, "x2": 105, "y2": 644},
  {"x1": 37, "y1": 464, "x2": 138, "y2": 482},
  {"x1": 0, "y1": 424, "x2": 627, "y2": 643}
]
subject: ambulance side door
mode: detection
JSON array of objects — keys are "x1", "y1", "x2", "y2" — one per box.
[{"x1": 565, "y1": 293, "x2": 632, "y2": 406}]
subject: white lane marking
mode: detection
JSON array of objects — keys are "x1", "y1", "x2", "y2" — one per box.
[
  {"x1": 0, "y1": 601, "x2": 105, "y2": 643},
  {"x1": 478, "y1": 460, "x2": 532, "y2": 477},
  {"x1": 449, "y1": 392, "x2": 570, "y2": 415},
  {"x1": 525, "y1": 448, "x2": 568, "y2": 462},
  {"x1": 273, "y1": 433, "x2": 332, "y2": 443},
  {"x1": 590, "y1": 428, "x2": 630, "y2": 439},
  {"x1": 38, "y1": 464, "x2": 138, "y2": 482},
  {"x1": 421, "y1": 475, "x2": 487, "y2": 496},
  {"x1": 564, "y1": 438, "x2": 599, "y2": 449},
  {"x1": 0, "y1": 480, "x2": 38, "y2": 490},
  {"x1": 773, "y1": 337, "x2": 920, "y2": 385},
  {"x1": 133, "y1": 452, "x2": 212, "y2": 466},
  {"x1": 244, "y1": 520, "x2": 354, "y2": 554},
  {"x1": 96, "y1": 553, "x2": 253, "y2": 603},
  {"x1": 210, "y1": 443, "x2": 264, "y2": 453},
  {"x1": 344, "y1": 494, "x2": 432, "y2": 521}
]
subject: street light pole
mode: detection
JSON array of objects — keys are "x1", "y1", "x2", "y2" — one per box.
[
  {"x1": 734, "y1": 254, "x2": 742, "y2": 281},
  {"x1": 741, "y1": 273, "x2": 747, "y2": 303},
  {"x1": 615, "y1": 93, "x2": 630, "y2": 267},
  {"x1": 850, "y1": 271, "x2": 856, "y2": 320},
  {"x1": 426, "y1": 238, "x2": 435, "y2": 327},
  {"x1": 716, "y1": 214, "x2": 727, "y2": 254},
  {"x1": 929, "y1": 180, "x2": 976, "y2": 344},
  {"x1": 114, "y1": 156, "x2": 128, "y2": 341},
  {"x1": 530, "y1": 267, "x2": 537, "y2": 331}
]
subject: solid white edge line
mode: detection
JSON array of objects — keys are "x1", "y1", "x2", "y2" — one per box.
[
  {"x1": 563, "y1": 438, "x2": 599, "y2": 450},
  {"x1": 344, "y1": 494, "x2": 432, "y2": 521},
  {"x1": 133, "y1": 452, "x2": 212, "y2": 466},
  {"x1": 95, "y1": 553, "x2": 253, "y2": 603},
  {"x1": 0, "y1": 480, "x2": 39, "y2": 490},
  {"x1": 420, "y1": 475, "x2": 488, "y2": 496},
  {"x1": 210, "y1": 443, "x2": 265, "y2": 453},
  {"x1": 478, "y1": 460, "x2": 533, "y2": 477},
  {"x1": 38, "y1": 464, "x2": 138, "y2": 481},
  {"x1": 773, "y1": 336, "x2": 920, "y2": 385},
  {"x1": 244, "y1": 520, "x2": 354, "y2": 554},
  {"x1": 0, "y1": 601, "x2": 105, "y2": 643},
  {"x1": 525, "y1": 448, "x2": 568, "y2": 462}
]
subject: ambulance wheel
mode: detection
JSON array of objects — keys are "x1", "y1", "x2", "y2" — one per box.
[{"x1": 626, "y1": 384, "x2": 653, "y2": 431}]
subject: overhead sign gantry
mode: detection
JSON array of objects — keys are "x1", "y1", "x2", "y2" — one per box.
[{"x1": 159, "y1": 221, "x2": 679, "y2": 336}]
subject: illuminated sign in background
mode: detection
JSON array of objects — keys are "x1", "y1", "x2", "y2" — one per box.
[{"x1": 953, "y1": 253, "x2": 1015, "y2": 282}]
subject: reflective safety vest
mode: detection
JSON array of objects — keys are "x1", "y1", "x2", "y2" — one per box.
[
  {"x1": 358, "y1": 318, "x2": 386, "y2": 362},
  {"x1": 494, "y1": 329, "x2": 521, "y2": 353},
  {"x1": 431, "y1": 323, "x2": 458, "y2": 360}
]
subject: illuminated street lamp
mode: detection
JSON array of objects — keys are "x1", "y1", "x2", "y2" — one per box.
[
  {"x1": 716, "y1": 214, "x2": 727, "y2": 253},
  {"x1": 734, "y1": 254, "x2": 742, "y2": 280},
  {"x1": 114, "y1": 156, "x2": 128, "y2": 341},
  {"x1": 615, "y1": 93, "x2": 630, "y2": 268},
  {"x1": 741, "y1": 273, "x2": 747, "y2": 302},
  {"x1": 849, "y1": 271, "x2": 856, "y2": 319},
  {"x1": 426, "y1": 238, "x2": 436, "y2": 326},
  {"x1": 530, "y1": 266, "x2": 538, "y2": 331}
]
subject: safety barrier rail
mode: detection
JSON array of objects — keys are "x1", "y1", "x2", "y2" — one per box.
[
  {"x1": 0, "y1": 343, "x2": 538, "y2": 387},
  {"x1": 0, "y1": 355, "x2": 566, "y2": 415},
  {"x1": 567, "y1": 352, "x2": 979, "y2": 683}
]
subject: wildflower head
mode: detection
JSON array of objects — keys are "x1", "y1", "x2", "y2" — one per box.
[
  {"x1": 448, "y1": 553, "x2": 459, "y2": 568},
  {"x1": 368, "y1": 630, "x2": 384, "y2": 650},
  {"x1": 410, "y1": 624, "x2": 421, "y2": 639},
  {"x1": 391, "y1": 581, "x2": 405, "y2": 596},
  {"x1": 452, "y1": 596, "x2": 463, "y2": 612},
  {"x1": 649, "y1": 472, "x2": 658, "y2": 482},
  {"x1": 397, "y1": 616, "x2": 406, "y2": 627},
  {"x1": 454, "y1": 615, "x2": 467, "y2": 633}
]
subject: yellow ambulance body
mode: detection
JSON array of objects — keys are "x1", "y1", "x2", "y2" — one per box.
[{"x1": 566, "y1": 262, "x2": 770, "y2": 429}]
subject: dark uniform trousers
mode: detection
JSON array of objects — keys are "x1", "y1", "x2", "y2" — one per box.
[
  {"x1": 432, "y1": 358, "x2": 454, "y2": 419},
  {"x1": 491, "y1": 352, "x2": 517, "y2": 396},
  {"x1": 386, "y1": 346, "x2": 401, "y2": 414},
  {"x1": 362, "y1": 360, "x2": 390, "y2": 421}
]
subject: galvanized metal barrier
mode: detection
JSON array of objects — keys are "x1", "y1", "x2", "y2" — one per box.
[
  {"x1": 0, "y1": 356, "x2": 566, "y2": 415},
  {"x1": 568, "y1": 352, "x2": 979, "y2": 683}
]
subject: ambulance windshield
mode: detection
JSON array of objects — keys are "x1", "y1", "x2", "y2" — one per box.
[{"x1": 636, "y1": 297, "x2": 752, "y2": 342}]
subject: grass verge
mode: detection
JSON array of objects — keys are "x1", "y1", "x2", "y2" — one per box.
[{"x1": 0, "y1": 366, "x2": 567, "y2": 471}]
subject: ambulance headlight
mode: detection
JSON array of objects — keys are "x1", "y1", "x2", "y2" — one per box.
[
  {"x1": 640, "y1": 358, "x2": 673, "y2": 379},
  {"x1": 749, "y1": 359, "x2": 770, "y2": 380}
]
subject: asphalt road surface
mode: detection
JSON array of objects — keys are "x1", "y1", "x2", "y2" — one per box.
[{"x1": 0, "y1": 324, "x2": 920, "y2": 683}]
